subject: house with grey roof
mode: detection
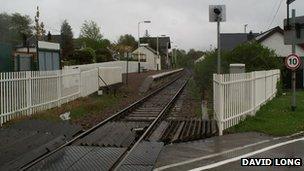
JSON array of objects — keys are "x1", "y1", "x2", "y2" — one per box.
[
  {"x1": 140, "y1": 36, "x2": 171, "y2": 69},
  {"x1": 254, "y1": 26, "x2": 304, "y2": 57},
  {"x1": 220, "y1": 26, "x2": 304, "y2": 89},
  {"x1": 220, "y1": 32, "x2": 258, "y2": 51},
  {"x1": 132, "y1": 45, "x2": 161, "y2": 71}
]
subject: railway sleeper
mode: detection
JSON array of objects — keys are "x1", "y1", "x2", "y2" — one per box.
[
  {"x1": 76, "y1": 121, "x2": 149, "y2": 148},
  {"x1": 159, "y1": 119, "x2": 218, "y2": 144}
]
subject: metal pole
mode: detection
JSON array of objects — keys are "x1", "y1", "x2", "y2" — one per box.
[
  {"x1": 166, "y1": 42, "x2": 169, "y2": 69},
  {"x1": 156, "y1": 36, "x2": 159, "y2": 56},
  {"x1": 171, "y1": 48, "x2": 174, "y2": 68},
  {"x1": 291, "y1": 9, "x2": 296, "y2": 111},
  {"x1": 138, "y1": 22, "x2": 141, "y2": 73},
  {"x1": 175, "y1": 47, "x2": 177, "y2": 67},
  {"x1": 126, "y1": 52, "x2": 129, "y2": 84},
  {"x1": 217, "y1": 20, "x2": 221, "y2": 74},
  {"x1": 174, "y1": 48, "x2": 176, "y2": 68},
  {"x1": 287, "y1": 3, "x2": 290, "y2": 29}
]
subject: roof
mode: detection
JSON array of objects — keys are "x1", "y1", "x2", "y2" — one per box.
[
  {"x1": 145, "y1": 46, "x2": 158, "y2": 55},
  {"x1": 194, "y1": 55, "x2": 206, "y2": 63},
  {"x1": 139, "y1": 36, "x2": 171, "y2": 55},
  {"x1": 255, "y1": 26, "x2": 304, "y2": 50},
  {"x1": 255, "y1": 26, "x2": 284, "y2": 43},
  {"x1": 220, "y1": 32, "x2": 258, "y2": 51},
  {"x1": 24, "y1": 34, "x2": 62, "y2": 47},
  {"x1": 132, "y1": 46, "x2": 158, "y2": 55}
]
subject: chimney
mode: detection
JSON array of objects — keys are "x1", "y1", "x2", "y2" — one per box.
[
  {"x1": 247, "y1": 30, "x2": 255, "y2": 41},
  {"x1": 47, "y1": 31, "x2": 52, "y2": 41}
]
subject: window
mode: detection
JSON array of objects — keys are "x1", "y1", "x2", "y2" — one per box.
[{"x1": 38, "y1": 51, "x2": 60, "y2": 71}]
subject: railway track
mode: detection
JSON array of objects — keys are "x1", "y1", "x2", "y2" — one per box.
[{"x1": 20, "y1": 71, "x2": 189, "y2": 171}]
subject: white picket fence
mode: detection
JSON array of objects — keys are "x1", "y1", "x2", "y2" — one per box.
[
  {"x1": 213, "y1": 69, "x2": 280, "y2": 135},
  {"x1": 80, "y1": 68, "x2": 99, "y2": 97},
  {"x1": 0, "y1": 68, "x2": 101, "y2": 126}
]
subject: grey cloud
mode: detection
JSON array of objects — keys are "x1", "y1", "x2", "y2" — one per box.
[{"x1": 1, "y1": 0, "x2": 304, "y2": 50}]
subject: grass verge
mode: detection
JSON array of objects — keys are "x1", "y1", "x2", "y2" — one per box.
[
  {"x1": 227, "y1": 91, "x2": 304, "y2": 136},
  {"x1": 4, "y1": 92, "x2": 122, "y2": 127},
  {"x1": 187, "y1": 78, "x2": 202, "y2": 117}
]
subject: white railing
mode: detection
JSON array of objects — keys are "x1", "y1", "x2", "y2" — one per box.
[
  {"x1": 213, "y1": 69, "x2": 280, "y2": 135},
  {"x1": 0, "y1": 69, "x2": 81, "y2": 125},
  {"x1": 80, "y1": 68, "x2": 99, "y2": 97},
  {"x1": 0, "y1": 66, "x2": 120, "y2": 125}
]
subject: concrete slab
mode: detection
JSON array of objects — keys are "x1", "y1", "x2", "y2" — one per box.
[
  {"x1": 155, "y1": 132, "x2": 304, "y2": 171},
  {"x1": 0, "y1": 120, "x2": 82, "y2": 170},
  {"x1": 155, "y1": 132, "x2": 273, "y2": 168},
  {"x1": 209, "y1": 140, "x2": 304, "y2": 171}
]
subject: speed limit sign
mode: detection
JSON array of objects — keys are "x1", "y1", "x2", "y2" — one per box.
[{"x1": 285, "y1": 54, "x2": 302, "y2": 70}]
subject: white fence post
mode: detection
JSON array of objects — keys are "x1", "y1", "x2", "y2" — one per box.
[
  {"x1": 57, "y1": 71, "x2": 62, "y2": 106},
  {"x1": 213, "y1": 69, "x2": 280, "y2": 135},
  {"x1": 250, "y1": 71, "x2": 256, "y2": 115},
  {"x1": 264, "y1": 71, "x2": 267, "y2": 103},
  {"x1": 0, "y1": 73, "x2": 3, "y2": 126},
  {"x1": 26, "y1": 71, "x2": 32, "y2": 115}
]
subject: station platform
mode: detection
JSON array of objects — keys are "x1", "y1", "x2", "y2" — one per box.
[{"x1": 154, "y1": 132, "x2": 304, "y2": 171}]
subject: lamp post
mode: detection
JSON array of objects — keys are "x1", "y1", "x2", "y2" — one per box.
[
  {"x1": 244, "y1": 24, "x2": 248, "y2": 33},
  {"x1": 137, "y1": 20, "x2": 151, "y2": 73},
  {"x1": 166, "y1": 42, "x2": 169, "y2": 69},
  {"x1": 173, "y1": 45, "x2": 178, "y2": 68}
]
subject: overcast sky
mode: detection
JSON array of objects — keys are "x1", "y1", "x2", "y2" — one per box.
[{"x1": 1, "y1": 0, "x2": 304, "y2": 51}]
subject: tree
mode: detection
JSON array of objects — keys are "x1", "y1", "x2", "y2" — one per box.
[
  {"x1": 0, "y1": 12, "x2": 33, "y2": 45},
  {"x1": 193, "y1": 42, "x2": 282, "y2": 100},
  {"x1": 175, "y1": 49, "x2": 190, "y2": 68},
  {"x1": 72, "y1": 47, "x2": 95, "y2": 64},
  {"x1": 61, "y1": 20, "x2": 74, "y2": 61},
  {"x1": 117, "y1": 34, "x2": 137, "y2": 49},
  {"x1": 187, "y1": 49, "x2": 204, "y2": 61},
  {"x1": 78, "y1": 20, "x2": 110, "y2": 50},
  {"x1": 0, "y1": 13, "x2": 11, "y2": 43},
  {"x1": 34, "y1": 6, "x2": 45, "y2": 40},
  {"x1": 113, "y1": 34, "x2": 137, "y2": 58},
  {"x1": 11, "y1": 13, "x2": 33, "y2": 39},
  {"x1": 80, "y1": 20, "x2": 102, "y2": 41},
  {"x1": 96, "y1": 48, "x2": 112, "y2": 62},
  {"x1": 225, "y1": 42, "x2": 282, "y2": 72}
]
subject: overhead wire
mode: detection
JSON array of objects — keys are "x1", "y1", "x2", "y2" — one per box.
[{"x1": 267, "y1": 0, "x2": 284, "y2": 30}]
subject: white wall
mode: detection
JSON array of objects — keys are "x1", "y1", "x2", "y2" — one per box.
[
  {"x1": 98, "y1": 67, "x2": 122, "y2": 87},
  {"x1": 63, "y1": 61, "x2": 150, "y2": 73},
  {"x1": 261, "y1": 32, "x2": 304, "y2": 57},
  {"x1": 133, "y1": 47, "x2": 161, "y2": 70}
]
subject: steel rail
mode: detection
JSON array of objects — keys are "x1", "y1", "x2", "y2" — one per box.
[
  {"x1": 20, "y1": 73, "x2": 183, "y2": 170},
  {"x1": 112, "y1": 78, "x2": 189, "y2": 170}
]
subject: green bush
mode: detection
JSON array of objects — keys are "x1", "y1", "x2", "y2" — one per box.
[
  {"x1": 95, "y1": 48, "x2": 112, "y2": 62},
  {"x1": 194, "y1": 42, "x2": 282, "y2": 101},
  {"x1": 72, "y1": 47, "x2": 96, "y2": 64},
  {"x1": 225, "y1": 42, "x2": 282, "y2": 72}
]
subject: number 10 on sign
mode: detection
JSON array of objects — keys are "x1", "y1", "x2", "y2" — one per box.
[
  {"x1": 285, "y1": 53, "x2": 302, "y2": 111},
  {"x1": 285, "y1": 54, "x2": 302, "y2": 70}
]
